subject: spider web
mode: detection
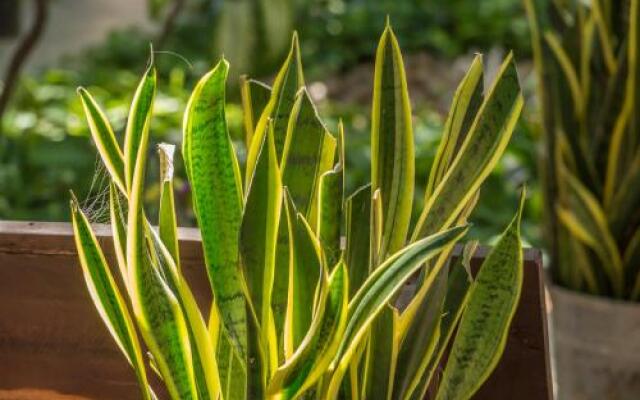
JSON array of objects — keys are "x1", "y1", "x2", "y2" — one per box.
[{"x1": 79, "y1": 156, "x2": 114, "y2": 224}]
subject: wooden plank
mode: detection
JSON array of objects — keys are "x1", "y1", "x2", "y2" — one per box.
[{"x1": 0, "y1": 221, "x2": 551, "y2": 399}]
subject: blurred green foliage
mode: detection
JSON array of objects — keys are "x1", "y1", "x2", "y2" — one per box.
[
  {"x1": 0, "y1": 0, "x2": 538, "y2": 245},
  {"x1": 298, "y1": 0, "x2": 530, "y2": 76}
]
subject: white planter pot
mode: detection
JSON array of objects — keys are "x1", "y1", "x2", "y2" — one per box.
[{"x1": 550, "y1": 285, "x2": 640, "y2": 399}]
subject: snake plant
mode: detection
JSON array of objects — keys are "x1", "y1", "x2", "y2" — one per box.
[
  {"x1": 71, "y1": 23, "x2": 525, "y2": 400},
  {"x1": 526, "y1": 0, "x2": 640, "y2": 300}
]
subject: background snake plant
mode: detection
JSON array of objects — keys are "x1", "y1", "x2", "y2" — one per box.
[
  {"x1": 71, "y1": 23, "x2": 525, "y2": 400},
  {"x1": 526, "y1": 0, "x2": 640, "y2": 300}
]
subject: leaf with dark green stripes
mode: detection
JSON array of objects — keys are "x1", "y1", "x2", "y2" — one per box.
[
  {"x1": 435, "y1": 191, "x2": 525, "y2": 400},
  {"x1": 148, "y1": 227, "x2": 221, "y2": 400},
  {"x1": 183, "y1": 59, "x2": 248, "y2": 358},
  {"x1": 122, "y1": 60, "x2": 197, "y2": 399}
]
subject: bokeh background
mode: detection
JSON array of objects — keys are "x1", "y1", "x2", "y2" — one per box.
[{"x1": 0, "y1": 0, "x2": 540, "y2": 247}]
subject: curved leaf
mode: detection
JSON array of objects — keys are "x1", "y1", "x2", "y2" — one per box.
[
  {"x1": 70, "y1": 199, "x2": 152, "y2": 400},
  {"x1": 268, "y1": 262, "x2": 349, "y2": 400},
  {"x1": 77, "y1": 88, "x2": 126, "y2": 194},
  {"x1": 413, "y1": 54, "x2": 523, "y2": 240},
  {"x1": 325, "y1": 225, "x2": 468, "y2": 399},
  {"x1": 123, "y1": 56, "x2": 156, "y2": 193}
]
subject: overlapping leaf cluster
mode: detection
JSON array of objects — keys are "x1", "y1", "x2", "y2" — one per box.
[
  {"x1": 526, "y1": 0, "x2": 640, "y2": 300},
  {"x1": 71, "y1": 24, "x2": 525, "y2": 399}
]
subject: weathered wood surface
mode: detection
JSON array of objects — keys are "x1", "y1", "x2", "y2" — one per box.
[{"x1": 0, "y1": 221, "x2": 552, "y2": 399}]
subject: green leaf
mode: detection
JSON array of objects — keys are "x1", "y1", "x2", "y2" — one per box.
[
  {"x1": 363, "y1": 305, "x2": 399, "y2": 400},
  {"x1": 268, "y1": 262, "x2": 349, "y2": 400},
  {"x1": 123, "y1": 55, "x2": 156, "y2": 193},
  {"x1": 370, "y1": 189, "x2": 384, "y2": 268},
  {"x1": 157, "y1": 143, "x2": 180, "y2": 267},
  {"x1": 435, "y1": 190, "x2": 526, "y2": 400},
  {"x1": 557, "y1": 165, "x2": 624, "y2": 296},
  {"x1": 419, "y1": 266, "x2": 474, "y2": 399},
  {"x1": 130, "y1": 231, "x2": 196, "y2": 400},
  {"x1": 326, "y1": 225, "x2": 468, "y2": 398},
  {"x1": 216, "y1": 324, "x2": 247, "y2": 400},
  {"x1": 108, "y1": 182, "x2": 129, "y2": 290},
  {"x1": 240, "y1": 121, "x2": 283, "y2": 373},
  {"x1": 317, "y1": 164, "x2": 344, "y2": 269},
  {"x1": 122, "y1": 60, "x2": 196, "y2": 399},
  {"x1": 283, "y1": 191, "x2": 323, "y2": 357},
  {"x1": 371, "y1": 23, "x2": 414, "y2": 258},
  {"x1": 245, "y1": 33, "x2": 305, "y2": 187},
  {"x1": 183, "y1": 59, "x2": 248, "y2": 358},
  {"x1": 149, "y1": 228, "x2": 222, "y2": 400},
  {"x1": 70, "y1": 198, "x2": 152, "y2": 400},
  {"x1": 240, "y1": 76, "x2": 272, "y2": 150},
  {"x1": 77, "y1": 87, "x2": 126, "y2": 194},
  {"x1": 273, "y1": 202, "x2": 291, "y2": 363},
  {"x1": 413, "y1": 53, "x2": 523, "y2": 240},
  {"x1": 543, "y1": 31, "x2": 584, "y2": 118},
  {"x1": 393, "y1": 262, "x2": 448, "y2": 400},
  {"x1": 281, "y1": 88, "x2": 337, "y2": 222},
  {"x1": 607, "y1": 153, "x2": 640, "y2": 242},
  {"x1": 401, "y1": 243, "x2": 475, "y2": 400},
  {"x1": 425, "y1": 55, "x2": 484, "y2": 200},
  {"x1": 344, "y1": 185, "x2": 372, "y2": 298},
  {"x1": 246, "y1": 303, "x2": 269, "y2": 399}
]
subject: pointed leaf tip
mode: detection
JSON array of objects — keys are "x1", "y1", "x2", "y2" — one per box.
[
  {"x1": 69, "y1": 190, "x2": 79, "y2": 206},
  {"x1": 219, "y1": 55, "x2": 230, "y2": 69},
  {"x1": 517, "y1": 185, "x2": 527, "y2": 224},
  {"x1": 148, "y1": 43, "x2": 155, "y2": 67}
]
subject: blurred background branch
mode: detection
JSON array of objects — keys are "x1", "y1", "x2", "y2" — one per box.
[{"x1": 0, "y1": 0, "x2": 49, "y2": 128}]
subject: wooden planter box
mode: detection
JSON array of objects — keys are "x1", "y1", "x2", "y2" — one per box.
[{"x1": 0, "y1": 221, "x2": 552, "y2": 399}]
